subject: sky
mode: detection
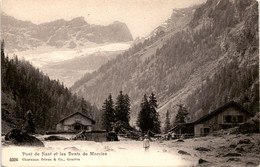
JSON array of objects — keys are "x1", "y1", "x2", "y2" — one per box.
[{"x1": 1, "y1": 0, "x2": 205, "y2": 39}]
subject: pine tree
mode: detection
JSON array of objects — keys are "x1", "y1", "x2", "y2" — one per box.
[
  {"x1": 149, "y1": 92, "x2": 158, "y2": 108},
  {"x1": 149, "y1": 93, "x2": 161, "y2": 133},
  {"x1": 115, "y1": 91, "x2": 124, "y2": 121},
  {"x1": 164, "y1": 110, "x2": 171, "y2": 133},
  {"x1": 137, "y1": 93, "x2": 161, "y2": 134},
  {"x1": 174, "y1": 104, "x2": 189, "y2": 126},
  {"x1": 137, "y1": 94, "x2": 151, "y2": 133},
  {"x1": 115, "y1": 91, "x2": 130, "y2": 124},
  {"x1": 102, "y1": 94, "x2": 116, "y2": 131},
  {"x1": 23, "y1": 110, "x2": 36, "y2": 134}
]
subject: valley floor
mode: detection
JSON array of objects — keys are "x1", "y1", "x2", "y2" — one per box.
[{"x1": 2, "y1": 134, "x2": 260, "y2": 167}]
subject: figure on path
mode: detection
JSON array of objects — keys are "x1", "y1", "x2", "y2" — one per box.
[{"x1": 143, "y1": 135, "x2": 150, "y2": 153}]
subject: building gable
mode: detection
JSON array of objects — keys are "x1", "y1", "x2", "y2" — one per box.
[
  {"x1": 168, "y1": 101, "x2": 254, "y2": 137},
  {"x1": 57, "y1": 112, "x2": 95, "y2": 125},
  {"x1": 56, "y1": 112, "x2": 95, "y2": 132},
  {"x1": 193, "y1": 101, "x2": 253, "y2": 124}
]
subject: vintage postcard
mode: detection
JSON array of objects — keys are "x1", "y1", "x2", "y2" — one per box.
[{"x1": 1, "y1": 0, "x2": 260, "y2": 166}]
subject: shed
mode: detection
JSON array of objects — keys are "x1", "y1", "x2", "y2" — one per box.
[
  {"x1": 56, "y1": 112, "x2": 95, "y2": 133},
  {"x1": 168, "y1": 122, "x2": 194, "y2": 138}
]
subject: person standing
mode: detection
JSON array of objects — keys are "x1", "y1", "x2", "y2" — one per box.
[{"x1": 143, "y1": 135, "x2": 150, "y2": 153}]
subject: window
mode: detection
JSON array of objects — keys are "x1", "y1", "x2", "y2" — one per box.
[
  {"x1": 224, "y1": 115, "x2": 232, "y2": 123},
  {"x1": 224, "y1": 115, "x2": 244, "y2": 123},
  {"x1": 204, "y1": 128, "x2": 210, "y2": 135},
  {"x1": 74, "y1": 123, "x2": 82, "y2": 131}
]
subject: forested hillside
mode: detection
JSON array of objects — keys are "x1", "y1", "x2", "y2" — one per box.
[
  {"x1": 72, "y1": 0, "x2": 259, "y2": 127},
  {"x1": 1, "y1": 42, "x2": 98, "y2": 132}
]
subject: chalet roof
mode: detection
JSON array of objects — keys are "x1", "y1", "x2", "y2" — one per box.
[
  {"x1": 193, "y1": 101, "x2": 254, "y2": 124},
  {"x1": 57, "y1": 112, "x2": 95, "y2": 124},
  {"x1": 168, "y1": 101, "x2": 254, "y2": 132}
]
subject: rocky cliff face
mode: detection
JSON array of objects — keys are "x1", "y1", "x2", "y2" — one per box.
[
  {"x1": 1, "y1": 13, "x2": 133, "y2": 52},
  {"x1": 71, "y1": 0, "x2": 258, "y2": 128}
]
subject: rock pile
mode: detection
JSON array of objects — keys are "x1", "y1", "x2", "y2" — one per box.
[{"x1": 5, "y1": 129, "x2": 44, "y2": 147}]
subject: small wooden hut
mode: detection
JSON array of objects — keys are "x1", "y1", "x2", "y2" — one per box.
[{"x1": 56, "y1": 112, "x2": 95, "y2": 132}]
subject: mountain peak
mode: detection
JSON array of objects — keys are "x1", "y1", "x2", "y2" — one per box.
[
  {"x1": 112, "y1": 21, "x2": 125, "y2": 25},
  {"x1": 2, "y1": 13, "x2": 133, "y2": 52},
  {"x1": 69, "y1": 16, "x2": 88, "y2": 25}
]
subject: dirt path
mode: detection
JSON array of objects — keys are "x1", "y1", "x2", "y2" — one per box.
[
  {"x1": 2, "y1": 134, "x2": 260, "y2": 166},
  {"x1": 2, "y1": 138, "x2": 195, "y2": 166}
]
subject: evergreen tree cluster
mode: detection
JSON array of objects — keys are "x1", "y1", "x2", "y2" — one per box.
[
  {"x1": 115, "y1": 91, "x2": 131, "y2": 124},
  {"x1": 137, "y1": 93, "x2": 161, "y2": 134},
  {"x1": 1, "y1": 42, "x2": 97, "y2": 132},
  {"x1": 102, "y1": 91, "x2": 131, "y2": 131},
  {"x1": 101, "y1": 94, "x2": 115, "y2": 131}
]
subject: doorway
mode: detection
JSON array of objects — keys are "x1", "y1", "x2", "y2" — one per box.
[{"x1": 74, "y1": 123, "x2": 82, "y2": 131}]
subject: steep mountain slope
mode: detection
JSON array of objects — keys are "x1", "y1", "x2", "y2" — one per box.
[
  {"x1": 72, "y1": 0, "x2": 259, "y2": 127},
  {"x1": 1, "y1": 13, "x2": 133, "y2": 53},
  {"x1": 42, "y1": 50, "x2": 124, "y2": 87}
]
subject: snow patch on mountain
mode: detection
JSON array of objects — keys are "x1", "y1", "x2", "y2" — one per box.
[{"x1": 12, "y1": 42, "x2": 131, "y2": 68}]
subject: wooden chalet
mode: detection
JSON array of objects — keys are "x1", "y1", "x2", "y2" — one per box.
[
  {"x1": 169, "y1": 101, "x2": 254, "y2": 137},
  {"x1": 56, "y1": 112, "x2": 95, "y2": 133}
]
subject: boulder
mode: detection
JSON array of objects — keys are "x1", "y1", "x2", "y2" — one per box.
[
  {"x1": 227, "y1": 158, "x2": 240, "y2": 162},
  {"x1": 224, "y1": 152, "x2": 241, "y2": 157},
  {"x1": 229, "y1": 144, "x2": 237, "y2": 148},
  {"x1": 195, "y1": 147, "x2": 211, "y2": 151},
  {"x1": 44, "y1": 135, "x2": 69, "y2": 141},
  {"x1": 198, "y1": 159, "x2": 208, "y2": 164},
  {"x1": 5, "y1": 129, "x2": 44, "y2": 147},
  {"x1": 178, "y1": 150, "x2": 191, "y2": 155},
  {"x1": 246, "y1": 161, "x2": 256, "y2": 166},
  {"x1": 235, "y1": 143, "x2": 256, "y2": 153},
  {"x1": 235, "y1": 146, "x2": 244, "y2": 152},
  {"x1": 238, "y1": 139, "x2": 251, "y2": 144}
]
